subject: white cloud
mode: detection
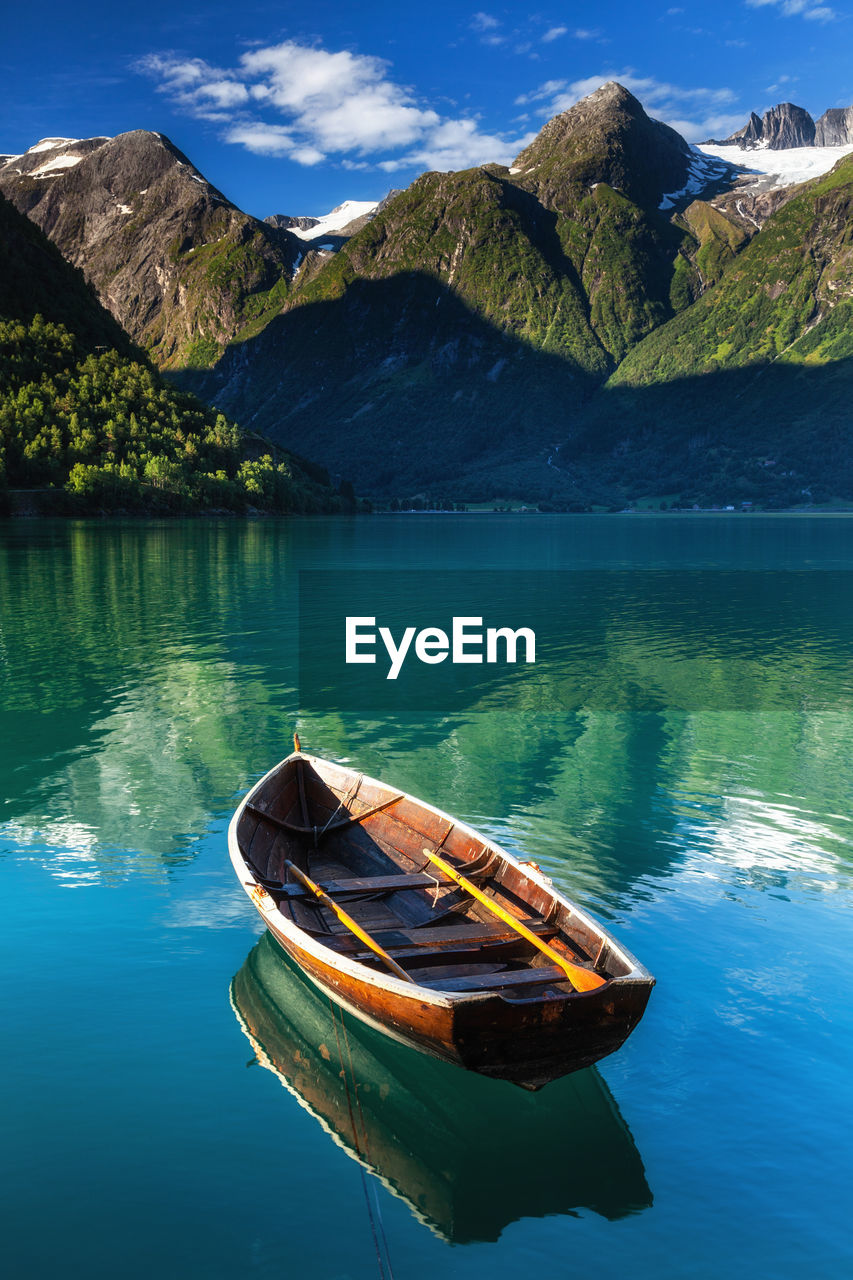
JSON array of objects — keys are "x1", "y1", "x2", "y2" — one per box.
[
  {"x1": 542, "y1": 26, "x2": 568, "y2": 42},
  {"x1": 378, "y1": 119, "x2": 537, "y2": 172},
  {"x1": 745, "y1": 0, "x2": 837, "y2": 19},
  {"x1": 137, "y1": 40, "x2": 531, "y2": 174},
  {"x1": 469, "y1": 11, "x2": 512, "y2": 45},
  {"x1": 197, "y1": 80, "x2": 250, "y2": 108},
  {"x1": 224, "y1": 124, "x2": 325, "y2": 165},
  {"x1": 238, "y1": 42, "x2": 438, "y2": 153},
  {"x1": 666, "y1": 113, "x2": 752, "y2": 141},
  {"x1": 138, "y1": 55, "x2": 206, "y2": 88},
  {"x1": 764, "y1": 74, "x2": 797, "y2": 93},
  {"x1": 469, "y1": 11, "x2": 505, "y2": 42},
  {"x1": 470, "y1": 12, "x2": 500, "y2": 30},
  {"x1": 516, "y1": 71, "x2": 741, "y2": 142}
]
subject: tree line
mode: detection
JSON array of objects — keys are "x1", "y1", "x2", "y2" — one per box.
[{"x1": 0, "y1": 314, "x2": 353, "y2": 514}]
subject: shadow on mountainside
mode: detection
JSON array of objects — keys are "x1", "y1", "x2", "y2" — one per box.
[
  {"x1": 178, "y1": 271, "x2": 599, "y2": 498},
  {"x1": 571, "y1": 355, "x2": 853, "y2": 506},
  {"x1": 177, "y1": 269, "x2": 853, "y2": 504}
]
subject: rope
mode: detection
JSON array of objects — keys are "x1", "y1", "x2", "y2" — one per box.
[
  {"x1": 319, "y1": 774, "x2": 364, "y2": 839},
  {"x1": 341, "y1": 1008, "x2": 396, "y2": 1280},
  {"x1": 328, "y1": 996, "x2": 396, "y2": 1280}
]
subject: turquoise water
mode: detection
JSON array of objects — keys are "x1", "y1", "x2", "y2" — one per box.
[{"x1": 1, "y1": 515, "x2": 851, "y2": 1278}]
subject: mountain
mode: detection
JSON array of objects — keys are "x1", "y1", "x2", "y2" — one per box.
[
  {"x1": 0, "y1": 192, "x2": 347, "y2": 514},
  {"x1": 816, "y1": 106, "x2": 853, "y2": 147},
  {"x1": 731, "y1": 103, "x2": 815, "y2": 149},
  {"x1": 266, "y1": 214, "x2": 322, "y2": 232},
  {"x1": 266, "y1": 199, "x2": 381, "y2": 242},
  {"x1": 610, "y1": 151, "x2": 853, "y2": 385},
  {"x1": 710, "y1": 99, "x2": 853, "y2": 149},
  {"x1": 263, "y1": 199, "x2": 385, "y2": 287},
  {"x1": 187, "y1": 79, "x2": 853, "y2": 506},
  {"x1": 559, "y1": 152, "x2": 853, "y2": 507},
  {"x1": 0, "y1": 132, "x2": 300, "y2": 369},
  {"x1": 6, "y1": 81, "x2": 852, "y2": 508},
  {"x1": 0, "y1": 182, "x2": 131, "y2": 354},
  {"x1": 185, "y1": 82, "x2": 740, "y2": 495},
  {"x1": 511, "y1": 81, "x2": 695, "y2": 208}
]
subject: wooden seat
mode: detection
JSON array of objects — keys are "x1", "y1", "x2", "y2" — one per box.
[
  {"x1": 277, "y1": 872, "x2": 441, "y2": 899},
  {"x1": 324, "y1": 918, "x2": 557, "y2": 960},
  {"x1": 419, "y1": 964, "x2": 571, "y2": 992}
]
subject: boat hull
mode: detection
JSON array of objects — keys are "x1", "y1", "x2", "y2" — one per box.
[
  {"x1": 229, "y1": 751, "x2": 654, "y2": 1089},
  {"x1": 262, "y1": 909, "x2": 649, "y2": 1088}
]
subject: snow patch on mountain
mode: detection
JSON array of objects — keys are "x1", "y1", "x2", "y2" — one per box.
[
  {"x1": 288, "y1": 200, "x2": 379, "y2": 240},
  {"x1": 26, "y1": 138, "x2": 81, "y2": 154},
  {"x1": 658, "y1": 148, "x2": 732, "y2": 211},
  {"x1": 696, "y1": 141, "x2": 853, "y2": 190},
  {"x1": 30, "y1": 153, "x2": 86, "y2": 177}
]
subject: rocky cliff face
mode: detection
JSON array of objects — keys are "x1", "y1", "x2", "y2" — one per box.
[
  {"x1": 754, "y1": 103, "x2": 815, "y2": 149},
  {"x1": 0, "y1": 188, "x2": 130, "y2": 351},
  {"x1": 714, "y1": 100, "x2": 853, "y2": 149},
  {"x1": 723, "y1": 112, "x2": 763, "y2": 147},
  {"x1": 265, "y1": 214, "x2": 319, "y2": 232},
  {"x1": 815, "y1": 106, "x2": 853, "y2": 146},
  {"x1": 0, "y1": 132, "x2": 299, "y2": 368}
]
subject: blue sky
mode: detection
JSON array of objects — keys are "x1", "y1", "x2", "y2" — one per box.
[{"x1": 3, "y1": 1, "x2": 852, "y2": 218}]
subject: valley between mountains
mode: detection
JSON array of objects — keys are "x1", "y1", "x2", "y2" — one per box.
[{"x1": 2, "y1": 80, "x2": 852, "y2": 510}]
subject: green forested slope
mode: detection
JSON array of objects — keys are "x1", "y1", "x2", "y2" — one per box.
[
  {"x1": 0, "y1": 194, "x2": 347, "y2": 513},
  {"x1": 611, "y1": 154, "x2": 853, "y2": 386},
  {"x1": 188, "y1": 87, "x2": 703, "y2": 495},
  {"x1": 551, "y1": 154, "x2": 853, "y2": 507}
]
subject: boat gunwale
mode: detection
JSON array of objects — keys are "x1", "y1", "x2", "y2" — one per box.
[{"x1": 228, "y1": 750, "x2": 653, "y2": 1004}]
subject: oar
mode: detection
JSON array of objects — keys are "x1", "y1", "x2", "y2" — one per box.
[
  {"x1": 421, "y1": 848, "x2": 606, "y2": 992},
  {"x1": 282, "y1": 859, "x2": 415, "y2": 985}
]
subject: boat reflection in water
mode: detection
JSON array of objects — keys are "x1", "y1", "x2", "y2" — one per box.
[{"x1": 230, "y1": 934, "x2": 653, "y2": 1244}]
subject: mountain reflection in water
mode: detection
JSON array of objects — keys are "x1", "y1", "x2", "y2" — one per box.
[{"x1": 230, "y1": 932, "x2": 653, "y2": 1244}]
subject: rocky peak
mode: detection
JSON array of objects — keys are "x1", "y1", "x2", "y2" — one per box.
[
  {"x1": 0, "y1": 136, "x2": 111, "y2": 183},
  {"x1": 0, "y1": 129, "x2": 299, "y2": 367},
  {"x1": 511, "y1": 81, "x2": 692, "y2": 210},
  {"x1": 715, "y1": 103, "x2": 816, "y2": 149},
  {"x1": 723, "y1": 112, "x2": 763, "y2": 146},
  {"x1": 265, "y1": 214, "x2": 320, "y2": 232},
  {"x1": 760, "y1": 103, "x2": 816, "y2": 149},
  {"x1": 713, "y1": 100, "x2": 853, "y2": 150},
  {"x1": 815, "y1": 105, "x2": 853, "y2": 146}
]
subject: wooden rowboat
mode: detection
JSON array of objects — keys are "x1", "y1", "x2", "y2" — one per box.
[{"x1": 228, "y1": 740, "x2": 654, "y2": 1089}]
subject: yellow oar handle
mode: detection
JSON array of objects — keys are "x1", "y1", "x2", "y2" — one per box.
[
  {"x1": 283, "y1": 861, "x2": 415, "y2": 984},
  {"x1": 422, "y1": 849, "x2": 606, "y2": 992}
]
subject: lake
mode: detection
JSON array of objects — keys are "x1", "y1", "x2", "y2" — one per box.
[{"x1": 1, "y1": 514, "x2": 851, "y2": 1279}]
